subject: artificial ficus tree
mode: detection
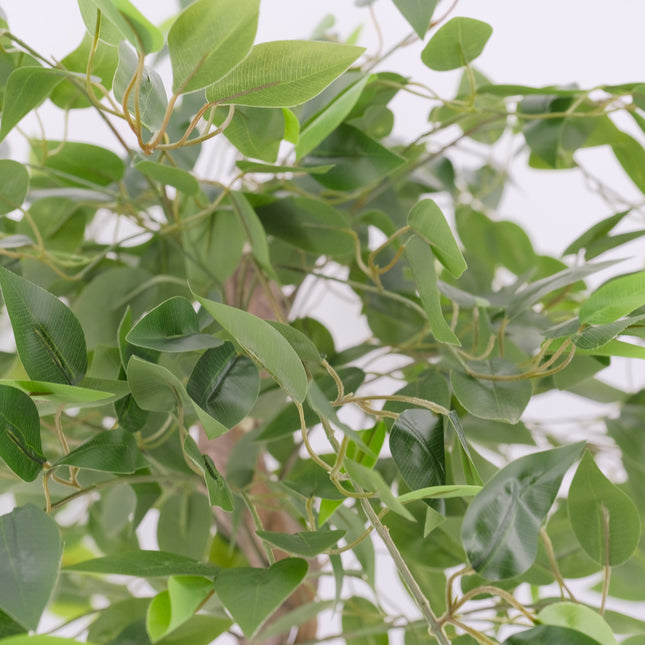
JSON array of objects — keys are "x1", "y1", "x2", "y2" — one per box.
[{"x1": 0, "y1": 1, "x2": 644, "y2": 644}]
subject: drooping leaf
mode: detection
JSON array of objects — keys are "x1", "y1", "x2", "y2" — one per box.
[
  {"x1": 186, "y1": 342, "x2": 259, "y2": 430},
  {"x1": 65, "y1": 551, "x2": 219, "y2": 577},
  {"x1": 407, "y1": 199, "x2": 467, "y2": 278},
  {"x1": 146, "y1": 576, "x2": 213, "y2": 642},
  {"x1": 134, "y1": 162, "x2": 200, "y2": 195},
  {"x1": 0, "y1": 267, "x2": 87, "y2": 385},
  {"x1": 450, "y1": 359, "x2": 532, "y2": 424},
  {"x1": 461, "y1": 443, "x2": 584, "y2": 580},
  {"x1": 538, "y1": 602, "x2": 618, "y2": 645},
  {"x1": 194, "y1": 297, "x2": 308, "y2": 403},
  {"x1": 504, "y1": 625, "x2": 604, "y2": 645},
  {"x1": 167, "y1": 0, "x2": 258, "y2": 93},
  {"x1": 421, "y1": 17, "x2": 493, "y2": 71},
  {"x1": 390, "y1": 409, "x2": 445, "y2": 505},
  {"x1": 406, "y1": 236, "x2": 460, "y2": 345},
  {"x1": 0, "y1": 505, "x2": 62, "y2": 630},
  {"x1": 183, "y1": 435, "x2": 234, "y2": 510},
  {"x1": 126, "y1": 297, "x2": 221, "y2": 352},
  {"x1": 0, "y1": 161, "x2": 29, "y2": 215},
  {"x1": 54, "y1": 428, "x2": 140, "y2": 474},
  {"x1": 568, "y1": 451, "x2": 640, "y2": 566},
  {"x1": 229, "y1": 192, "x2": 275, "y2": 275},
  {"x1": 0, "y1": 68, "x2": 64, "y2": 142},
  {"x1": 205, "y1": 40, "x2": 365, "y2": 107},
  {"x1": 0, "y1": 385, "x2": 45, "y2": 481},
  {"x1": 579, "y1": 271, "x2": 645, "y2": 325},
  {"x1": 213, "y1": 558, "x2": 308, "y2": 638},
  {"x1": 256, "y1": 530, "x2": 346, "y2": 557},
  {"x1": 392, "y1": 0, "x2": 439, "y2": 39}
]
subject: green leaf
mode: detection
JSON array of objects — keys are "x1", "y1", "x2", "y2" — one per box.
[
  {"x1": 65, "y1": 551, "x2": 219, "y2": 577},
  {"x1": 421, "y1": 17, "x2": 493, "y2": 71},
  {"x1": 127, "y1": 356, "x2": 185, "y2": 412},
  {"x1": 54, "y1": 428, "x2": 139, "y2": 473},
  {"x1": 82, "y1": 0, "x2": 163, "y2": 53},
  {"x1": 579, "y1": 271, "x2": 645, "y2": 325},
  {"x1": 229, "y1": 192, "x2": 274, "y2": 275},
  {"x1": 504, "y1": 625, "x2": 604, "y2": 645},
  {"x1": 0, "y1": 638, "x2": 100, "y2": 645},
  {"x1": 295, "y1": 75, "x2": 369, "y2": 159},
  {"x1": 168, "y1": 0, "x2": 258, "y2": 93},
  {"x1": 0, "y1": 267, "x2": 87, "y2": 385},
  {"x1": 538, "y1": 602, "x2": 618, "y2": 645},
  {"x1": 342, "y1": 596, "x2": 388, "y2": 645},
  {"x1": 406, "y1": 236, "x2": 460, "y2": 345},
  {"x1": 0, "y1": 161, "x2": 29, "y2": 215},
  {"x1": 0, "y1": 67, "x2": 64, "y2": 142},
  {"x1": 193, "y1": 297, "x2": 308, "y2": 403},
  {"x1": 256, "y1": 530, "x2": 346, "y2": 557},
  {"x1": 446, "y1": 411, "x2": 483, "y2": 486},
  {"x1": 563, "y1": 210, "x2": 630, "y2": 256},
  {"x1": 397, "y1": 484, "x2": 481, "y2": 504},
  {"x1": 461, "y1": 443, "x2": 584, "y2": 580},
  {"x1": 206, "y1": 40, "x2": 365, "y2": 107},
  {"x1": 113, "y1": 42, "x2": 167, "y2": 131},
  {"x1": 236, "y1": 161, "x2": 333, "y2": 174},
  {"x1": 213, "y1": 558, "x2": 308, "y2": 638},
  {"x1": 127, "y1": 297, "x2": 221, "y2": 352},
  {"x1": 186, "y1": 342, "x2": 260, "y2": 429},
  {"x1": 390, "y1": 409, "x2": 445, "y2": 504},
  {"x1": 157, "y1": 493, "x2": 212, "y2": 560},
  {"x1": 450, "y1": 359, "x2": 532, "y2": 424},
  {"x1": 574, "y1": 314, "x2": 645, "y2": 350},
  {"x1": 407, "y1": 199, "x2": 467, "y2": 277},
  {"x1": 392, "y1": 0, "x2": 439, "y2": 39},
  {"x1": 134, "y1": 162, "x2": 199, "y2": 195},
  {"x1": 146, "y1": 576, "x2": 213, "y2": 642},
  {"x1": 183, "y1": 435, "x2": 234, "y2": 510},
  {"x1": 155, "y1": 615, "x2": 233, "y2": 645},
  {"x1": 0, "y1": 505, "x2": 62, "y2": 630},
  {"x1": 0, "y1": 379, "x2": 118, "y2": 407},
  {"x1": 0, "y1": 385, "x2": 45, "y2": 481},
  {"x1": 568, "y1": 451, "x2": 640, "y2": 566}
]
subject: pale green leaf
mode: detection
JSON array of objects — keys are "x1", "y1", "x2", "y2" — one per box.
[
  {"x1": 579, "y1": 271, "x2": 645, "y2": 325},
  {"x1": 422, "y1": 17, "x2": 493, "y2": 71},
  {"x1": 538, "y1": 602, "x2": 618, "y2": 645},
  {"x1": 0, "y1": 161, "x2": 29, "y2": 215},
  {"x1": 135, "y1": 162, "x2": 199, "y2": 195}
]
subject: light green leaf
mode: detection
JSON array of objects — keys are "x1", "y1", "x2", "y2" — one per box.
[
  {"x1": 0, "y1": 637, "x2": 100, "y2": 645},
  {"x1": 82, "y1": 0, "x2": 163, "y2": 53},
  {"x1": 461, "y1": 443, "x2": 584, "y2": 580},
  {"x1": 155, "y1": 615, "x2": 232, "y2": 645},
  {"x1": 113, "y1": 42, "x2": 167, "y2": 131},
  {"x1": 0, "y1": 380, "x2": 122, "y2": 409},
  {"x1": 579, "y1": 271, "x2": 645, "y2": 325},
  {"x1": 295, "y1": 75, "x2": 369, "y2": 159},
  {"x1": 213, "y1": 558, "x2": 308, "y2": 638},
  {"x1": 127, "y1": 297, "x2": 221, "y2": 352},
  {"x1": 194, "y1": 297, "x2": 308, "y2": 403},
  {"x1": 168, "y1": 0, "x2": 258, "y2": 93},
  {"x1": 450, "y1": 359, "x2": 532, "y2": 424},
  {"x1": 0, "y1": 505, "x2": 62, "y2": 630},
  {"x1": 504, "y1": 625, "x2": 604, "y2": 645},
  {"x1": 65, "y1": 551, "x2": 219, "y2": 577},
  {"x1": 183, "y1": 435, "x2": 234, "y2": 510},
  {"x1": 390, "y1": 409, "x2": 445, "y2": 504},
  {"x1": 135, "y1": 162, "x2": 199, "y2": 195},
  {"x1": 538, "y1": 602, "x2": 618, "y2": 645},
  {"x1": 127, "y1": 356, "x2": 186, "y2": 412},
  {"x1": 568, "y1": 451, "x2": 640, "y2": 566},
  {"x1": 186, "y1": 342, "x2": 260, "y2": 430},
  {"x1": 147, "y1": 576, "x2": 213, "y2": 642},
  {"x1": 392, "y1": 0, "x2": 439, "y2": 39},
  {"x1": 54, "y1": 428, "x2": 139, "y2": 473},
  {"x1": 206, "y1": 40, "x2": 365, "y2": 107},
  {"x1": 397, "y1": 484, "x2": 481, "y2": 504},
  {"x1": 574, "y1": 315, "x2": 645, "y2": 350},
  {"x1": 256, "y1": 530, "x2": 346, "y2": 557},
  {"x1": 0, "y1": 385, "x2": 45, "y2": 482},
  {"x1": 0, "y1": 267, "x2": 87, "y2": 385},
  {"x1": 408, "y1": 199, "x2": 467, "y2": 277},
  {"x1": 421, "y1": 17, "x2": 493, "y2": 71},
  {"x1": 0, "y1": 161, "x2": 29, "y2": 215},
  {"x1": 0, "y1": 68, "x2": 64, "y2": 142},
  {"x1": 406, "y1": 236, "x2": 460, "y2": 345},
  {"x1": 236, "y1": 161, "x2": 333, "y2": 174}
]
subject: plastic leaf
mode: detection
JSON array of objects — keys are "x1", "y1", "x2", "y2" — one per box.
[
  {"x1": 392, "y1": 0, "x2": 439, "y2": 39},
  {"x1": 579, "y1": 271, "x2": 645, "y2": 325},
  {"x1": 504, "y1": 625, "x2": 604, "y2": 645},
  {"x1": 183, "y1": 435, "x2": 234, "y2": 510},
  {"x1": 135, "y1": 162, "x2": 200, "y2": 195},
  {"x1": 255, "y1": 530, "x2": 346, "y2": 557},
  {"x1": 538, "y1": 602, "x2": 618, "y2": 645},
  {"x1": 421, "y1": 17, "x2": 492, "y2": 71},
  {"x1": 0, "y1": 160, "x2": 29, "y2": 214}
]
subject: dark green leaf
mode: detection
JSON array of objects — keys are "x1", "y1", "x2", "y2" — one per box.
[
  {"x1": 461, "y1": 443, "x2": 584, "y2": 580},
  {"x1": 256, "y1": 530, "x2": 346, "y2": 557},
  {"x1": 0, "y1": 505, "x2": 62, "y2": 630},
  {"x1": 0, "y1": 385, "x2": 45, "y2": 481},
  {"x1": 0, "y1": 161, "x2": 29, "y2": 215},
  {"x1": 421, "y1": 17, "x2": 492, "y2": 71},
  {"x1": 213, "y1": 558, "x2": 308, "y2": 638},
  {"x1": 54, "y1": 428, "x2": 139, "y2": 473},
  {"x1": 0, "y1": 267, "x2": 87, "y2": 385}
]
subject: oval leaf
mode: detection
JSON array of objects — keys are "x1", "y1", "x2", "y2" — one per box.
[
  {"x1": 568, "y1": 451, "x2": 640, "y2": 566},
  {"x1": 579, "y1": 271, "x2": 645, "y2": 325},
  {"x1": 461, "y1": 442, "x2": 584, "y2": 580},
  {"x1": 205, "y1": 40, "x2": 365, "y2": 107},
  {"x1": 422, "y1": 17, "x2": 493, "y2": 71},
  {"x1": 0, "y1": 505, "x2": 62, "y2": 630},
  {"x1": 538, "y1": 602, "x2": 618, "y2": 645},
  {"x1": 0, "y1": 267, "x2": 87, "y2": 385},
  {"x1": 194, "y1": 297, "x2": 308, "y2": 403},
  {"x1": 0, "y1": 160, "x2": 29, "y2": 215},
  {"x1": 168, "y1": 0, "x2": 258, "y2": 93},
  {"x1": 0, "y1": 385, "x2": 46, "y2": 482}
]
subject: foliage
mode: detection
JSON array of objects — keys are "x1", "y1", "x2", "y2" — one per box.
[{"x1": 0, "y1": 1, "x2": 644, "y2": 643}]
